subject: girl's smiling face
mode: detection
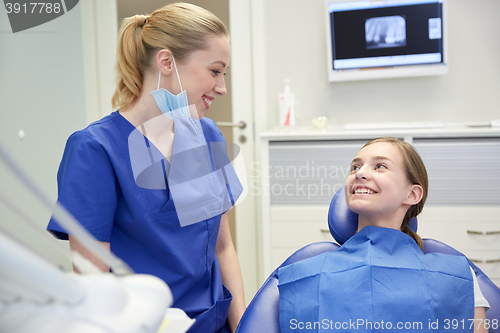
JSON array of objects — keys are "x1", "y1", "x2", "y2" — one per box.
[{"x1": 345, "y1": 142, "x2": 420, "y2": 229}]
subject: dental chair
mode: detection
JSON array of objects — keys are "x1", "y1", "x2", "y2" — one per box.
[{"x1": 236, "y1": 187, "x2": 500, "y2": 333}]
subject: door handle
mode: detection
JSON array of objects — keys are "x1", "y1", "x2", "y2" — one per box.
[{"x1": 216, "y1": 121, "x2": 246, "y2": 130}]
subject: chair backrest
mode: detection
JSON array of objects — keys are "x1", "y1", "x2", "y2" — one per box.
[{"x1": 236, "y1": 187, "x2": 500, "y2": 333}]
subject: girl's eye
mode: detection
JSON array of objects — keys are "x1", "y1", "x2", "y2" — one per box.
[
  {"x1": 375, "y1": 163, "x2": 387, "y2": 170},
  {"x1": 350, "y1": 164, "x2": 360, "y2": 172}
]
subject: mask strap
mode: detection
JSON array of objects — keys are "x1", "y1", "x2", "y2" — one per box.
[
  {"x1": 171, "y1": 55, "x2": 184, "y2": 92},
  {"x1": 157, "y1": 70, "x2": 161, "y2": 90}
]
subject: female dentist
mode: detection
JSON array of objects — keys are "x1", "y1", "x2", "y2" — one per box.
[{"x1": 47, "y1": 3, "x2": 245, "y2": 333}]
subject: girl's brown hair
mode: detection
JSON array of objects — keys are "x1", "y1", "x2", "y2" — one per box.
[
  {"x1": 112, "y1": 3, "x2": 229, "y2": 110},
  {"x1": 362, "y1": 137, "x2": 428, "y2": 250}
]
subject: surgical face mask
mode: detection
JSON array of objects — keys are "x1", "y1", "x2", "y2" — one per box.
[{"x1": 150, "y1": 57, "x2": 190, "y2": 119}]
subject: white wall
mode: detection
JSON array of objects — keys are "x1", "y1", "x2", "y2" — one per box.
[
  {"x1": 0, "y1": 1, "x2": 117, "y2": 269},
  {"x1": 0, "y1": 5, "x2": 87, "y2": 268},
  {"x1": 258, "y1": 0, "x2": 500, "y2": 128}
]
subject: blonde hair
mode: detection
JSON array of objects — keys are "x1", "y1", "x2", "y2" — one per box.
[
  {"x1": 362, "y1": 137, "x2": 428, "y2": 250},
  {"x1": 112, "y1": 3, "x2": 229, "y2": 110}
]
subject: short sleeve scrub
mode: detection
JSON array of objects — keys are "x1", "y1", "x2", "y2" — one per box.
[{"x1": 47, "y1": 111, "x2": 243, "y2": 333}]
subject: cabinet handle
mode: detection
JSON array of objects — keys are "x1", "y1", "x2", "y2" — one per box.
[
  {"x1": 469, "y1": 258, "x2": 500, "y2": 264},
  {"x1": 320, "y1": 229, "x2": 330, "y2": 233},
  {"x1": 467, "y1": 230, "x2": 500, "y2": 235}
]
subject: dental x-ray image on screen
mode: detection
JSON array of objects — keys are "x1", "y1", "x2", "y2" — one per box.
[
  {"x1": 365, "y1": 16, "x2": 406, "y2": 49},
  {"x1": 325, "y1": 0, "x2": 448, "y2": 82}
]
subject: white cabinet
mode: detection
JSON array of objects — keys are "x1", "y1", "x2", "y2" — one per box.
[
  {"x1": 418, "y1": 206, "x2": 500, "y2": 287},
  {"x1": 259, "y1": 126, "x2": 500, "y2": 287}
]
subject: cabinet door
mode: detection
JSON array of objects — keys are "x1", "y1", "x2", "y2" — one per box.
[
  {"x1": 413, "y1": 137, "x2": 500, "y2": 205},
  {"x1": 412, "y1": 137, "x2": 500, "y2": 286},
  {"x1": 268, "y1": 139, "x2": 370, "y2": 205}
]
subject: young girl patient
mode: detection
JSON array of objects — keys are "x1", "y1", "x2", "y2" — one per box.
[{"x1": 278, "y1": 137, "x2": 490, "y2": 333}]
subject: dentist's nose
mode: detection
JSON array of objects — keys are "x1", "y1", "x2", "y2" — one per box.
[{"x1": 214, "y1": 77, "x2": 227, "y2": 96}]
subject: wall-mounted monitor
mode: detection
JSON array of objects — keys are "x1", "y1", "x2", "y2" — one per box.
[{"x1": 325, "y1": 0, "x2": 447, "y2": 82}]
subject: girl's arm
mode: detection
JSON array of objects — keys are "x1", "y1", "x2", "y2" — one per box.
[
  {"x1": 473, "y1": 307, "x2": 488, "y2": 333},
  {"x1": 216, "y1": 212, "x2": 246, "y2": 333}
]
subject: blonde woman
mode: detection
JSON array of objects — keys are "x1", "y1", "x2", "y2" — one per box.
[{"x1": 48, "y1": 3, "x2": 244, "y2": 332}]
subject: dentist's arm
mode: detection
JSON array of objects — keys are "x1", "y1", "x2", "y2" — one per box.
[
  {"x1": 69, "y1": 235, "x2": 110, "y2": 273},
  {"x1": 216, "y1": 212, "x2": 246, "y2": 332}
]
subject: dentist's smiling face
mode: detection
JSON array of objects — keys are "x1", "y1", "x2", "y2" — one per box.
[
  {"x1": 345, "y1": 142, "x2": 415, "y2": 223},
  {"x1": 175, "y1": 36, "x2": 230, "y2": 119}
]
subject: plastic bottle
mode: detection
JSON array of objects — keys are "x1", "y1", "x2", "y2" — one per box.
[{"x1": 279, "y1": 79, "x2": 295, "y2": 127}]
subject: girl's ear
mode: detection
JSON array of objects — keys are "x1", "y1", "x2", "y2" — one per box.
[
  {"x1": 156, "y1": 49, "x2": 174, "y2": 75},
  {"x1": 404, "y1": 184, "x2": 423, "y2": 206}
]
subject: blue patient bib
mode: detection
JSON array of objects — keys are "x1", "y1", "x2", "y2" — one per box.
[{"x1": 278, "y1": 227, "x2": 474, "y2": 333}]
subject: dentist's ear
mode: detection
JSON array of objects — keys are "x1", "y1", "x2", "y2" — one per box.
[
  {"x1": 404, "y1": 184, "x2": 423, "y2": 206},
  {"x1": 156, "y1": 49, "x2": 175, "y2": 74}
]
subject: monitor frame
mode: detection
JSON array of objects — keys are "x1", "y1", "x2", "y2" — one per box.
[{"x1": 325, "y1": 0, "x2": 448, "y2": 82}]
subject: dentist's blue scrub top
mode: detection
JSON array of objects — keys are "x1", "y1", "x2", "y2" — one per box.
[{"x1": 47, "y1": 111, "x2": 238, "y2": 333}]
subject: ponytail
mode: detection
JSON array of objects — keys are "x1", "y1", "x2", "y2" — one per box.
[
  {"x1": 401, "y1": 214, "x2": 424, "y2": 251},
  {"x1": 112, "y1": 15, "x2": 149, "y2": 110}
]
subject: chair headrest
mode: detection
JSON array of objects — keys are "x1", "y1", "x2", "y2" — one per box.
[{"x1": 328, "y1": 186, "x2": 418, "y2": 245}]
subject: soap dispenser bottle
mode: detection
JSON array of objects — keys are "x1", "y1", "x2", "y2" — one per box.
[{"x1": 279, "y1": 79, "x2": 295, "y2": 127}]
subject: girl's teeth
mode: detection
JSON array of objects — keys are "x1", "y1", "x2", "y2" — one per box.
[{"x1": 355, "y1": 188, "x2": 374, "y2": 194}]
